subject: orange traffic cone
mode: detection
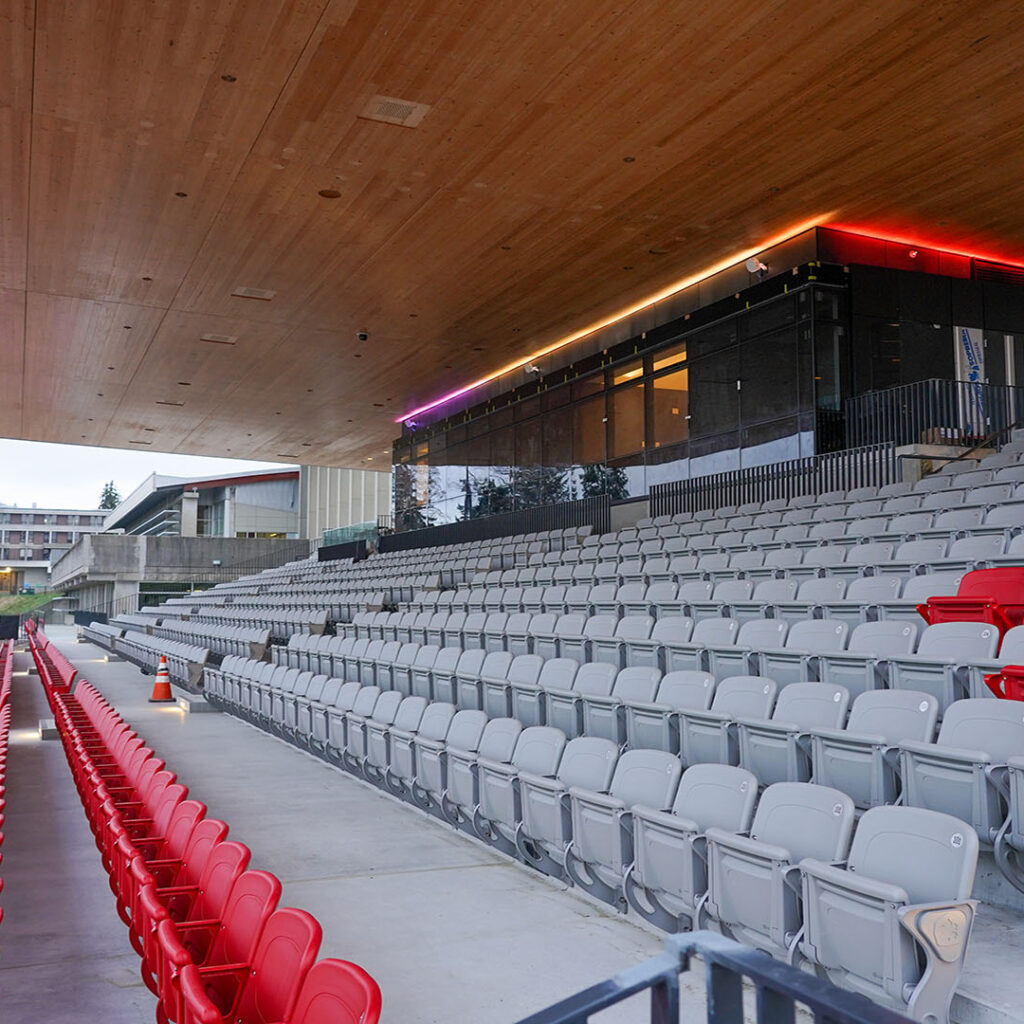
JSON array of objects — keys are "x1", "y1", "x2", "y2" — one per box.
[{"x1": 149, "y1": 655, "x2": 174, "y2": 703}]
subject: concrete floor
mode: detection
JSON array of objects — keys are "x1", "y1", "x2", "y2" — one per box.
[{"x1": 4, "y1": 627, "x2": 1022, "y2": 1024}]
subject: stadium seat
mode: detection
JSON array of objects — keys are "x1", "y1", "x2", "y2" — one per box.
[
  {"x1": 678, "y1": 675, "x2": 777, "y2": 766},
  {"x1": 799, "y1": 806, "x2": 978, "y2": 1022},
  {"x1": 702, "y1": 782, "x2": 855, "y2": 961},
  {"x1": 624, "y1": 671, "x2": 716, "y2": 752}
]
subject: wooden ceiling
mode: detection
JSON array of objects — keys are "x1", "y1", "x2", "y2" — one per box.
[{"x1": 3, "y1": 0, "x2": 1024, "y2": 467}]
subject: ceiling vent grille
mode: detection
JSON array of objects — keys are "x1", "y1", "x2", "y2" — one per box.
[
  {"x1": 358, "y1": 94, "x2": 431, "y2": 128},
  {"x1": 231, "y1": 286, "x2": 276, "y2": 300},
  {"x1": 200, "y1": 333, "x2": 238, "y2": 345},
  {"x1": 973, "y1": 260, "x2": 1024, "y2": 286}
]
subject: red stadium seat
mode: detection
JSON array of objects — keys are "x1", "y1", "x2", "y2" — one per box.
[
  {"x1": 283, "y1": 958, "x2": 382, "y2": 1024},
  {"x1": 178, "y1": 907, "x2": 321, "y2": 1024},
  {"x1": 984, "y1": 665, "x2": 1024, "y2": 701},
  {"x1": 917, "y1": 567, "x2": 1024, "y2": 635}
]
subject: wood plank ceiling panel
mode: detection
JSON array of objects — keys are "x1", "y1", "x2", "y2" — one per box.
[{"x1": 5, "y1": 0, "x2": 1024, "y2": 466}]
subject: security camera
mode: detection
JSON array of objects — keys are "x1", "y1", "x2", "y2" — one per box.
[
  {"x1": 526, "y1": 362, "x2": 541, "y2": 376},
  {"x1": 356, "y1": 331, "x2": 369, "y2": 342},
  {"x1": 745, "y1": 257, "x2": 768, "y2": 274}
]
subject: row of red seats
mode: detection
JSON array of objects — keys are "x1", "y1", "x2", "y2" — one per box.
[
  {"x1": 29, "y1": 633, "x2": 380, "y2": 1024},
  {"x1": 0, "y1": 640, "x2": 14, "y2": 927},
  {"x1": 917, "y1": 568, "x2": 1024, "y2": 700}
]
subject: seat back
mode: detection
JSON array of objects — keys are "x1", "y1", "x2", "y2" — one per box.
[
  {"x1": 691, "y1": 617, "x2": 739, "y2": 645},
  {"x1": 958, "y1": 566, "x2": 1024, "y2": 602},
  {"x1": 479, "y1": 650, "x2": 513, "y2": 679},
  {"x1": 572, "y1": 661, "x2": 617, "y2": 696},
  {"x1": 537, "y1": 658, "x2": 579, "y2": 690},
  {"x1": 770, "y1": 682, "x2": 849, "y2": 729},
  {"x1": 654, "y1": 671, "x2": 716, "y2": 710},
  {"x1": 556, "y1": 737, "x2": 619, "y2": 790},
  {"x1": 752, "y1": 578, "x2": 799, "y2": 602},
  {"x1": 235, "y1": 908, "x2": 322, "y2": 1024},
  {"x1": 670, "y1": 763, "x2": 757, "y2": 831},
  {"x1": 840, "y1": 624, "x2": 916, "y2": 664},
  {"x1": 608, "y1": 749, "x2": 683, "y2": 808},
  {"x1": 477, "y1": 718, "x2": 523, "y2": 761},
  {"x1": 845, "y1": 690, "x2": 939, "y2": 743},
  {"x1": 455, "y1": 648, "x2": 487, "y2": 677},
  {"x1": 511, "y1": 726, "x2": 567, "y2": 774},
  {"x1": 444, "y1": 710, "x2": 488, "y2": 753},
  {"x1": 713, "y1": 580, "x2": 754, "y2": 602},
  {"x1": 936, "y1": 698, "x2": 1024, "y2": 761},
  {"x1": 287, "y1": 958, "x2": 382, "y2": 1024},
  {"x1": 416, "y1": 702, "x2": 456, "y2": 742},
  {"x1": 614, "y1": 615, "x2": 654, "y2": 640},
  {"x1": 847, "y1": 806, "x2": 978, "y2": 903},
  {"x1": 796, "y1": 578, "x2": 846, "y2": 602},
  {"x1": 709, "y1": 675, "x2": 777, "y2": 718},
  {"x1": 193, "y1": 840, "x2": 252, "y2": 920},
  {"x1": 369, "y1": 690, "x2": 403, "y2": 725},
  {"x1": 750, "y1": 782, "x2": 855, "y2": 862},
  {"x1": 207, "y1": 869, "x2": 282, "y2": 966},
  {"x1": 785, "y1": 619, "x2": 849, "y2": 652},
  {"x1": 736, "y1": 619, "x2": 787, "y2": 649},
  {"x1": 392, "y1": 696, "x2": 428, "y2": 731},
  {"x1": 650, "y1": 617, "x2": 695, "y2": 644},
  {"x1": 918, "y1": 622, "x2": 999, "y2": 660},
  {"x1": 507, "y1": 653, "x2": 544, "y2": 685},
  {"x1": 610, "y1": 667, "x2": 661, "y2": 703}
]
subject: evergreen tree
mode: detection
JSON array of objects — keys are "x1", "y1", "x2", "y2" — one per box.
[{"x1": 98, "y1": 480, "x2": 121, "y2": 509}]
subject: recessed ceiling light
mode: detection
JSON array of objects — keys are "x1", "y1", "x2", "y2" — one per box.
[
  {"x1": 156, "y1": 400, "x2": 185, "y2": 407},
  {"x1": 106, "y1": 366, "x2": 115, "y2": 370},
  {"x1": 318, "y1": 189, "x2": 341, "y2": 199},
  {"x1": 129, "y1": 439, "x2": 153, "y2": 445},
  {"x1": 302, "y1": 442, "x2": 312, "y2": 446},
  {"x1": 372, "y1": 403, "x2": 384, "y2": 407},
  {"x1": 141, "y1": 276, "x2": 152, "y2": 282},
  {"x1": 199, "y1": 333, "x2": 237, "y2": 345},
  {"x1": 500, "y1": 245, "x2": 512, "y2": 251},
  {"x1": 231, "y1": 286, "x2": 276, "y2": 300},
  {"x1": 276, "y1": 453, "x2": 297, "y2": 458},
  {"x1": 623, "y1": 266, "x2": 633, "y2": 270},
  {"x1": 358, "y1": 94, "x2": 431, "y2": 128},
  {"x1": 366, "y1": 457, "x2": 373, "y2": 461},
  {"x1": 174, "y1": 191, "x2": 188, "y2": 198},
  {"x1": 177, "y1": 381, "x2": 191, "y2": 386},
  {"x1": 97, "y1": 393, "x2": 104, "y2": 397},
  {"x1": 623, "y1": 156, "x2": 635, "y2": 163},
  {"x1": 123, "y1": 325, "x2": 132, "y2": 329},
  {"x1": 221, "y1": 74, "x2": 236, "y2": 82}
]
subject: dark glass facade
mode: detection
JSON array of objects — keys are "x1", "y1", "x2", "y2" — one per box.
[{"x1": 392, "y1": 228, "x2": 1024, "y2": 531}]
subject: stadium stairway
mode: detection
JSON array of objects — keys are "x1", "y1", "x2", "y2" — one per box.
[{"x1": 41, "y1": 625, "x2": 1024, "y2": 1024}]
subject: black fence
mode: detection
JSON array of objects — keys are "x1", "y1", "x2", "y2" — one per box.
[
  {"x1": 378, "y1": 495, "x2": 612, "y2": 553},
  {"x1": 650, "y1": 442, "x2": 898, "y2": 518},
  {"x1": 318, "y1": 539, "x2": 370, "y2": 563},
  {"x1": 515, "y1": 930, "x2": 911, "y2": 1024},
  {"x1": 845, "y1": 377, "x2": 1024, "y2": 450}
]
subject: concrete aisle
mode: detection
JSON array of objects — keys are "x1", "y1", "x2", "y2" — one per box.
[
  {"x1": 49, "y1": 631, "x2": 684, "y2": 1024},
  {"x1": 0, "y1": 649, "x2": 157, "y2": 1024}
]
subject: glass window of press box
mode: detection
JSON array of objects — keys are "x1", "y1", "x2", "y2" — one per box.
[{"x1": 393, "y1": 286, "x2": 847, "y2": 529}]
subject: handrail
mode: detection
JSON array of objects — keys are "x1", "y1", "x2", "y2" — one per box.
[{"x1": 515, "y1": 930, "x2": 912, "y2": 1024}]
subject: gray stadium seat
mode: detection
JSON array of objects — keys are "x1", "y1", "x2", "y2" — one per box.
[
  {"x1": 755, "y1": 618, "x2": 849, "y2": 684},
  {"x1": 737, "y1": 681, "x2": 850, "y2": 785},
  {"x1": 624, "y1": 671, "x2": 716, "y2": 753},
  {"x1": 887, "y1": 622, "x2": 999, "y2": 710},
  {"x1": 512, "y1": 657, "x2": 578, "y2": 727},
  {"x1": 516, "y1": 736, "x2": 620, "y2": 880},
  {"x1": 678, "y1": 675, "x2": 777, "y2": 766},
  {"x1": 580, "y1": 666, "x2": 662, "y2": 745},
  {"x1": 565, "y1": 749, "x2": 683, "y2": 907},
  {"x1": 901, "y1": 698, "x2": 1024, "y2": 847},
  {"x1": 702, "y1": 782, "x2": 855, "y2": 961},
  {"x1": 815, "y1": 620, "x2": 918, "y2": 698},
  {"x1": 625, "y1": 764, "x2": 758, "y2": 930},
  {"x1": 365, "y1": 695, "x2": 426, "y2": 785},
  {"x1": 706, "y1": 618, "x2": 787, "y2": 679},
  {"x1": 665, "y1": 616, "x2": 739, "y2": 673},
  {"x1": 475, "y1": 726, "x2": 567, "y2": 857},
  {"x1": 457, "y1": 650, "x2": 511, "y2": 711},
  {"x1": 621, "y1": 615, "x2": 693, "y2": 671},
  {"x1": 482, "y1": 652, "x2": 543, "y2": 719},
  {"x1": 545, "y1": 662, "x2": 617, "y2": 739},
  {"x1": 799, "y1": 806, "x2": 978, "y2": 1021},
  {"x1": 443, "y1": 717, "x2": 522, "y2": 835},
  {"x1": 810, "y1": 690, "x2": 939, "y2": 809},
  {"x1": 815, "y1": 574, "x2": 904, "y2": 629}
]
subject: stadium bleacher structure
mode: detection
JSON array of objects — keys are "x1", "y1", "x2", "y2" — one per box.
[{"x1": 73, "y1": 444, "x2": 1024, "y2": 1023}]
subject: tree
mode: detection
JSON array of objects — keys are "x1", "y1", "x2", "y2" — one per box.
[
  {"x1": 99, "y1": 480, "x2": 121, "y2": 510},
  {"x1": 580, "y1": 463, "x2": 630, "y2": 500}
]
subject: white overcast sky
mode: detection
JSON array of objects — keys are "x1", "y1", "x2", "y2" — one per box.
[{"x1": 0, "y1": 439, "x2": 285, "y2": 510}]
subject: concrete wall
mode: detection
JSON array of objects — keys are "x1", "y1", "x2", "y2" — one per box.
[{"x1": 299, "y1": 465, "x2": 391, "y2": 539}]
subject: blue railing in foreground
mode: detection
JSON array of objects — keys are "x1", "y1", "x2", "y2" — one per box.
[{"x1": 514, "y1": 931, "x2": 912, "y2": 1024}]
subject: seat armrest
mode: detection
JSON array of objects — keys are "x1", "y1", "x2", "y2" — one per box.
[
  {"x1": 631, "y1": 805, "x2": 699, "y2": 834},
  {"x1": 476, "y1": 756, "x2": 516, "y2": 777},
  {"x1": 800, "y1": 857, "x2": 909, "y2": 903},
  {"x1": 735, "y1": 717, "x2": 798, "y2": 734},
  {"x1": 678, "y1": 708, "x2": 730, "y2": 726},
  {"x1": 809, "y1": 726, "x2": 886, "y2": 746},
  {"x1": 901, "y1": 740, "x2": 990, "y2": 764},
  {"x1": 705, "y1": 826, "x2": 790, "y2": 863},
  {"x1": 517, "y1": 771, "x2": 565, "y2": 793},
  {"x1": 568, "y1": 787, "x2": 625, "y2": 813}
]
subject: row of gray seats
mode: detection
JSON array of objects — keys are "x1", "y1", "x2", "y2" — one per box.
[
  {"x1": 313, "y1": 614, "x2": 1008, "y2": 708},
  {"x1": 108, "y1": 629, "x2": 208, "y2": 689},
  {"x1": 216, "y1": 650, "x2": 1023, "y2": 870},
  {"x1": 199, "y1": 658, "x2": 981, "y2": 1022}
]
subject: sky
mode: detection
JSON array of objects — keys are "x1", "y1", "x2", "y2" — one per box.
[{"x1": 0, "y1": 439, "x2": 285, "y2": 510}]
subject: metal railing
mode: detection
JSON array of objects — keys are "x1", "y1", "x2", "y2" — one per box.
[
  {"x1": 650, "y1": 442, "x2": 898, "y2": 518},
  {"x1": 379, "y1": 494, "x2": 612, "y2": 553},
  {"x1": 845, "y1": 377, "x2": 1024, "y2": 450},
  {"x1": 515, "y1": 930, "x2": 911, "y2": 1024}
]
